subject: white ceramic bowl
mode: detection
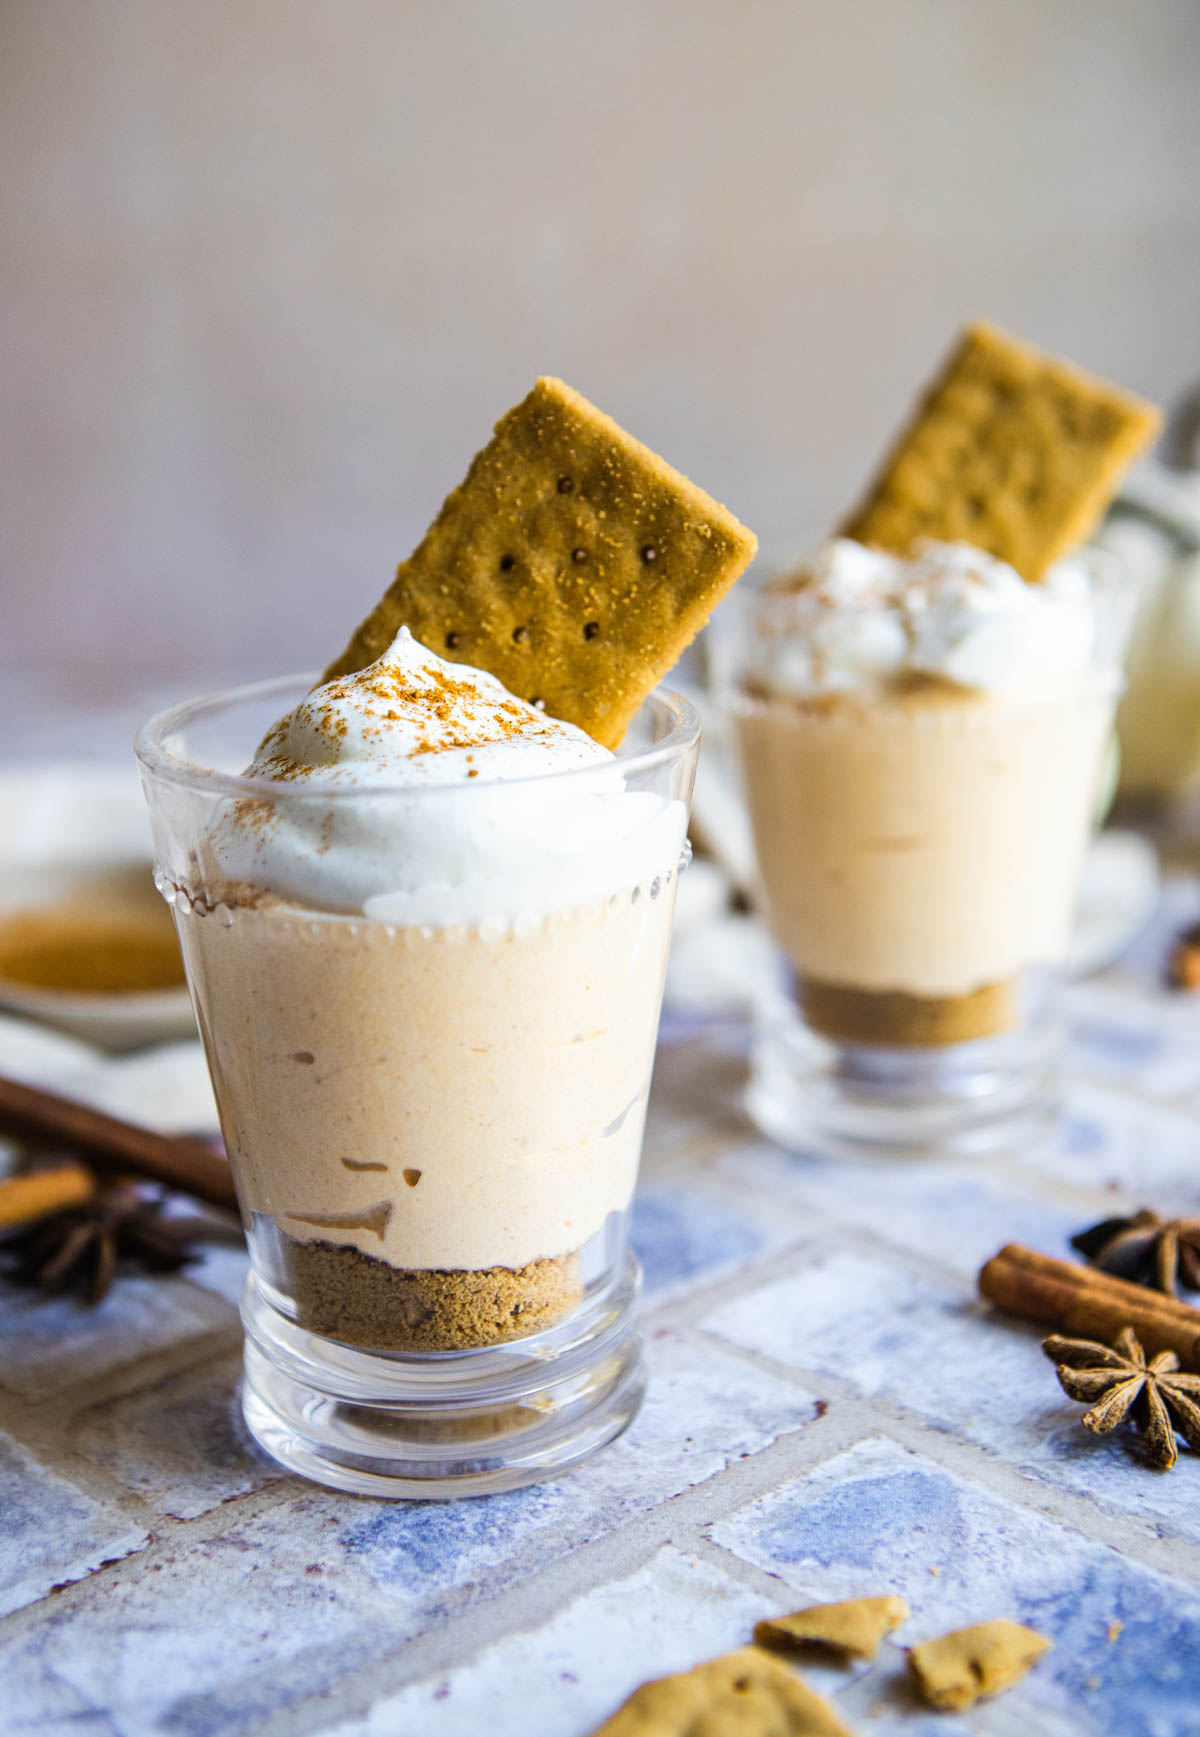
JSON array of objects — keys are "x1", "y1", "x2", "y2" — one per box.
[{"x1": 0, "y1": 766, "x2": 196, "y2": 1051}]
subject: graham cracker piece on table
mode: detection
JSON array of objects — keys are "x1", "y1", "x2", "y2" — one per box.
[
  {"x1": 907, "y1": 1619, "x2": 1052, "y2": 1712},
  {"x1": 755, "y1": 1595, "x2": 909, "y2": 1661},
  {"x1": 841, "y1": 322, "x2": 1161, "y2": 581},
  {"x1": 323, "y1": 377, "x2": 757, "y2": 747},
  {"x1": 587, "y1": 1645, "x2": 853, "y2": 1735}
]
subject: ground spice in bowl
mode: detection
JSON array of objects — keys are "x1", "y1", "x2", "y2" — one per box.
[{"x1": 0, "y1": 901, "x2": 185, "y2": 995}]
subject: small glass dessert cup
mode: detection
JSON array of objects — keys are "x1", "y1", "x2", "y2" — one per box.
[
  {"x1": 137, "y1": 674, "x2": 699, "y2": 1497},
  {"x1": 723, "y1": 547, "x2": 1130, "y2": 1161}
]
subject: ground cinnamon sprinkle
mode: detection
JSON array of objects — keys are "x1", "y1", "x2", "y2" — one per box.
[
  {"x1": 255, "y1": 654, "x2": 555, "y2": 784},
  {"x1": 0, "y1": 903, "x2": 185, "y2": 995}
]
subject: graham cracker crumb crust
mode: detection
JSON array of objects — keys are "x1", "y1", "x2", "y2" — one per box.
[{"x1": 277, "y1": 1233, "x2": 583, "y2": 1352}]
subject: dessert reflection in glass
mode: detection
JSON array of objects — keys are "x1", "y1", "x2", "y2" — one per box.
[
  {"x1": 137, "y1": 630, "x2": 700, "y2": 1495},
  {"x1": 731, "y1": 538, "x2": 1126, "y2": 1157}
]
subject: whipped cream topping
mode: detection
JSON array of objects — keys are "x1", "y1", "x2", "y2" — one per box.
[
  {"x1": 212, "y1": 628, "x2": 686, "y2": 922},
  {"x1": 747, "y1": 539, "x2": 1099, "y2": 697},
  {"x1": 250, "y1": 626, "x2": 612, "y2": 788}
]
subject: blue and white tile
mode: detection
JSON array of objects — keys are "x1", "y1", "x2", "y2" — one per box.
[
  {"x1": 333, "y1": 1331, "x2": 816, "y2": 1610},
  {"x1": 1, "y1": 1500, "x2": 405, "y2": 1737},
  {"x1": 1066, "y1": 978, "x2": 1200, "y2": 1101},
  {"x1": 702, "y1": 1246, "x2": 1200, "y2": 1542},
  {"x1": 632, "y1": 1176, "x2": 802, "y2": 1302},
  {"x1": 1030, "y1": 1084, "x2": 1200, "y2": 1212},
  {"x1": 0, "y1": 1278, "x2": 234, "y2": 1401},
  {"x1": 71, "y1": 1352, "x2": 284, "y2": 1521},
  {"x1": 715, "y1": 1140, "x2": 1084, "y2": 1280},
  {"x1": 181, "y1": 1242, "x2": 250, "y2": 1309},
  {"x1": 709, "y1": 1436, "x2": 1200, "y2": 1737},
  {"x1": 0, "y1": 1433, "x2": 146, "y2": 1617},
  {"x1": 0, "y1": 1335, "x2": 814, "y2": 1737},
  {"x1": 318, "y1": 1546, "x2": 782, "y2": 1737},
  {"x1": 4, "y1": 1658, "x2": 117, "y2": 1737}
]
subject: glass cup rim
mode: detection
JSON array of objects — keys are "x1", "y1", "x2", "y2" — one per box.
[{"x1": 135, "y1": 671, "x2": 702, "y2": 803}]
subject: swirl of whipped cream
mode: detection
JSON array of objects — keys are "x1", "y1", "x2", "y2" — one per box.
[
  {"x1": 747, "y1": 538, "x2": 1099, "y2": 697},
  {"x1": 212, "y1": 628, "x2": 686, "y2": 923}
]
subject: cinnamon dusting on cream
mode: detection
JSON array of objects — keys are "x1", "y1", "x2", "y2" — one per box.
[
  {"x1": 210, "y1": 626, "x2": 685, "y2": 922},
  {"x1": 247, "y1": 627, "x2": 608, "y2": 786}
]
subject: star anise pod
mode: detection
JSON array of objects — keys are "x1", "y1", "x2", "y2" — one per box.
[
  {"x1": 1071, "y1": 1209, "x2": 1200, "y2": 1298},
  {"x1": 0, "y1": 1179, "x2": 202, "y2": 1304},
  {"x1": 1043, "y1": 1326, "x2": 1200, "y2": 1470}
]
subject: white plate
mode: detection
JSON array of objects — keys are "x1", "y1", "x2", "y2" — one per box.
[{"x1": 0, "y1": 766, "x2": 195, "y2": 1051}]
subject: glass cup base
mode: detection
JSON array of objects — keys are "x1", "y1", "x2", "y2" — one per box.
[
  {"x1": 239, "y1": 1255, "x2": 645, "y2": 1499},
  {"x1": 746, "y1": 999, "x2": 1061, "y2": 1161}
]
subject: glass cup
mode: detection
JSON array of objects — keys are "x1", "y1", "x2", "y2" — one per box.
[
  {"x1": 136, "y1": 675, "x2": 699, "y2": 1497},
  {"x1": 720, "y1": 561, "x2": 1130, "y2": 1160},
  {"x1": 1094, "y1": 500, "x2": 1200, "y2": 804}
]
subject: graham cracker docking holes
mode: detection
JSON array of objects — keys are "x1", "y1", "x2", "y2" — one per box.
[
  {"x1": 841, "y1": 321, "x2": 1161, "y2": 581},
  {"x1": 323, "y1": 377, "x2": 757, "y2": 747}
]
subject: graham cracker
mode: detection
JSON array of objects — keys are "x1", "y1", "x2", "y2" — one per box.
[
  {"x1": 841, "y1": 322, "x2": 1161, "y2": 581},
  {"x1": 755, "y1": 1595, "x2": 909, "y2": 1662},
  {"x1": 588, "y1": 1646, "x2": 852, "y2": 1736},
  {"x1": 278, "y1": 1234, "x2": 581, "y2": 1352},
  {"x1": 800, "y1": 976, "x2": 1018, "y2": 1047},
  {"x1": 322, "y1": 378, "x2": 757, "y2": 747},
  {"x1": 907, "y1": 1620, "x2": 1052, "y2": 1713}
]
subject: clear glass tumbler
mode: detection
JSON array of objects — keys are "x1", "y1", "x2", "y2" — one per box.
[
  {"x1": 722, "y1": 564, "x2": 1130, "y2": 1160},
  {"x1": 136, "y1": 675, "x2": 699, "y2": 1497}
]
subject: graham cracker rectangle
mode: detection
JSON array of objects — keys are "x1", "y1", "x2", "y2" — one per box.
[
  {"x1": 841, "y1": 322, "x2": 1161, "y2": 580},
  {"x1": 587, "y1": 1646, "x2": 853, "y2": 1735},
  {"x1": 322, "y1": 378, "x2": 757, "y2": 747}
]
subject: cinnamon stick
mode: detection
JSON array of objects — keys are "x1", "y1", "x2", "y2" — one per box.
[
  {"x1": 0, "y1": 1074, "x2": 237, "y2": 1212},
  {"x1": 0, "y1": 1163, "x2": 95, "y2": 1230},
  {"x1": 993, "y1": 1241, "x2": 1200, "y2": 1324},
  {"x1": 979, "y1": 1242, "x2": 1200, "y2": 1372}
]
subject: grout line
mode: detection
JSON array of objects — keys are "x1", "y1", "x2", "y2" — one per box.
[
  {"x1": 682, "y1": 1323, "x2": 1200, "y2": 1586},
  {"x1": 0, "y1": 1470, "x2": 316, "y2": 1641},
  {"x1": 244, "y1": 1405, "x2": 880, "y2": 1737},
  {"x1": 0, "y1": 1314, "x2": 242, "y2": 1421},
  {"x1": 7, "y1": 996, "x2": 1200, "y2": 1730}
]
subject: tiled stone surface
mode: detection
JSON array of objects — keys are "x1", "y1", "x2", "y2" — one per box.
[
  {"x1": 3, "y1": 1500, "x2": 407, "y2": 1737},
  {"x1": 1, "y1": 1335, "x2": 814, "y2": 1737},
  {"x1": 70, "y1": 1353, "x2": 284, "y2": 1521},
  {"x1": 709, "y1": 1437, "x2": 1200, "y2": 1737},
  {"x1": 631, "y1": 1175, "x2": 803, "y2": 1300},
  {"x1": 702, "y1": 1245, "x2": 1200, "y2": 1545},
  {"x1": 0, "y1": 1277, "x2": 234, "y2": 1400},
  {"x1": 1066, "y1": 979, "x2": 1200, "y2": 1101},
  {"x1": 324, "y1": 1332, "x2": 814, "y2": 1612},
  {"x1": 0, "y1": 1434, "x2": 146, "y2": 1617},
  {"x1": 182, "y1": 1242, "x2": 251, "y2": 1309},
  {"x1": 715, "y1": 1142, "x2": 1086, "y2": 1279},
  {"x1": 5, "y1": 879, "x2": 1200, "y2": 1735},
  {"x1": 1029, "y1": 1084, "x2": 1200, "y2": 1211},
  {"x1": 319, "y1": 1547, "x2": 781, "y2": 1737}
]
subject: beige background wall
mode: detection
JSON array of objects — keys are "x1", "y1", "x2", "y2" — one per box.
[{"x1": 4, "y1": 0, "x2": 1200, "y2": 715}]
